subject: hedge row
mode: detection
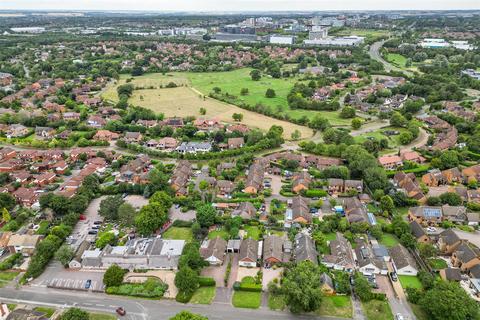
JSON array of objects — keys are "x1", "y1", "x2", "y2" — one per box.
[
  {"x1": 198, "y1": 276, "x2": 216, "y2": 287},
  {"x1": 233, "y1": 281, "x2": 262, "y2": 292}
]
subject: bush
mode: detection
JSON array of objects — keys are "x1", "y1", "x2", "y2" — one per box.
[
  {"x1": 198, "y1": 276, "x2": 216, "y2": 287},
  {"x1": 172, "y1": 220, "x2": 193, "y2": 228},
  {"x1": 238, "y1": 283, "x2": 263, "y2": 292},
  {"x1": 304, "y1": 189, "x2": 328, "y2": 198},
  {"x1": 106, "y1": 278, "x2": 168, "y2": 298},
  {"x1": 175, "y1": 290, "x2": 193, "y2": 303},
  {"x1": 0, "y1": 253, "x2": 22, "y2": 271}
]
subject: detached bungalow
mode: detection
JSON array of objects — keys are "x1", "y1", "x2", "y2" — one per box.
[
  {"x1": 238, "y1": 238, "x2": 259, "y2": 267},
  {"x1": 200, "y1": 237, "x2": 227, "y2": 266}
]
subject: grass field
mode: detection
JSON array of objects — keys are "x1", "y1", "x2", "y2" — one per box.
[
  {"x1": 317, "y1": 295, "x2": 353, "y2": 318},
  {"x1": 362, "y1": 299, "x2": 393, "y2": 320},
  {"x1": 333, "y1": 28, "x2": 390, "y2": 38},
  {"x1": 162, "y1": 227, "x2": 193, "y2": 242},
  {"x1": 232, "y1": 290, "x2": 262, "y2": 309},
  {"x1": 102, "y1": 72, "x2": 313, "y2": 139},
  {"x1": 399, "y1": 275, "x2": 423, "y2": 290},
  {"x1": 385, "y1": 53, "x2": 420, "y2": 72},
  {"x1": 386, "y1": 53, "x2": 408, "y2": 68},
  {"x1": 379, "y1": 234, "x2": 400, "y2": 248},
  {"x1": 190, "y1": 286, "x2": 216, "y2": 304}
]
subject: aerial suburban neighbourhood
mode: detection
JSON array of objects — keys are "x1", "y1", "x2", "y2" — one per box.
[{"x1": 0, "y1": 4, "x2": 479, "y2": 320}]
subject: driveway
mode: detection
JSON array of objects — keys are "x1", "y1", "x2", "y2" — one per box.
[
  {"x1": 201, "y1": 263, "x2": 227, "y2": 288},
  {"x1": 236, "y1": 266, "x2": 260, "y2": 283},
  {"x1": 169, "y1": 206, "x2": 196, "y2": 222},
  {"x1": 227, "y1": 254, "x2": 239, "y2": 288},
  {"x1": 376, "y1": 273, "x2": 414, "y2": 319},
  {"x1": 262, "y1": 268, "x2": 283, "y2": 290}
]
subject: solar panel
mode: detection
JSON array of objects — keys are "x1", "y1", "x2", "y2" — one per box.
[{"x1": 423, "y1": 207, "x2": 442, "y2": 218}]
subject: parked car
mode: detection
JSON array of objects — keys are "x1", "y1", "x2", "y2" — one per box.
[
  {"x1": 88, "y1": 230, "x2": 98, "y2": 235},
  {"x1": 85, "y1": 279, "x2": 92, "y2": 289},
  {"x1": 395, "y1": 314, "x2": 404, "y2": 320},
  {"x1": 93, "y1": 221, "x2": 102, "y2": 225},
  {"x1": 116, "y1": 307, "x2": 126, "y2": 316},
  {"x1": 91, "y1": 225, "x2": 100, "y2": 230},
  {"x1": 389, "y1": 272, "x2": 398, "y2": 282}
]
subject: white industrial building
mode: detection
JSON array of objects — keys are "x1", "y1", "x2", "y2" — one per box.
[{"x1": 269, "y1": 35, "x2": 295, "y2": 45}]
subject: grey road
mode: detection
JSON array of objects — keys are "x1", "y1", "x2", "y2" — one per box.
[{"x1": 0, "y1": 287, "x2": 348, "y2": 320}]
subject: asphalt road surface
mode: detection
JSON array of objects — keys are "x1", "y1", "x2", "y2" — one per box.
[{"x1": 0, "y1": 287, "x2": 348, "y2": 320}]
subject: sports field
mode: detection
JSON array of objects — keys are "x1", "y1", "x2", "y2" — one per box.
[{"x1": 102, "y1": 73, "x2": 313, "y2": 139}]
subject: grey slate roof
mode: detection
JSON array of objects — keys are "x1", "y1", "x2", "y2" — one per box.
[{"x1": 294, "y1": 233, "x2": 318, "y2": 265}]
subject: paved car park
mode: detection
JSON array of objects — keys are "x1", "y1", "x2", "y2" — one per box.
[{"x1": 30, "y1": 261, "x2": 105, "y2": 292}]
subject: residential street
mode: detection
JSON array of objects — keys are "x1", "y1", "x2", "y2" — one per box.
[{"x1": 0, "y1": 287, "x2": 349, "y2": 320}]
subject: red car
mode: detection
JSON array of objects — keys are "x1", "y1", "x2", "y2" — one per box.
[{"x1": 116, "y1": 307, "x2": 126, "y2": 316}]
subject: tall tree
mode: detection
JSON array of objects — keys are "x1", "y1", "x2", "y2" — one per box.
[{"x1": 282, "y1": 261, "x2": 323, "y2": 313}]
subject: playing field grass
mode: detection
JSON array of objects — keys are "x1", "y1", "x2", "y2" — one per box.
[
  {"x1": 317, "y1": 295, "x2": 353, "y2": 318},
  {"x1": 162, "y1": 227, "x2": 193, "y2": 242},
  {"x1": 398, "y1": 275, "x2": 423, "y2": 290},
  {"x1": 102, "y1": 73, "x2": 313, "y2": 139}
]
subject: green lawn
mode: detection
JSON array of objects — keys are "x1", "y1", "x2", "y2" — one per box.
[
  {"x1": 243, "y1": 226, "x2": 261, "y2": 240},
  {"x1": 399, "y1": 275, "x2": 423, "y2": 290},
  {"x1": 162, "y1": 227, "x2": 193, "y2": 242},
  {"x1": 0, "y1": 271, "x2": 19, "y2": 287},
  {"x1": 190, "y1": 286, "x2": 216, "y2": 304},
  {"x1": 362, "y1": 299, "x2": 393, "y2": 320},
  {"x1": 34, "y1": 307, "x2": 55, "y2": 318},
  {"x1": 379, "y1": 234, "x2": 400, "y2": 248},
  {"x1": 89, "y1": 313, "x2": 117, "y2": 320},
  {"x1": 317, "y1": 295, "x2": 353, "y2": 318},
  {"x1": 268, "y1": 293, "x2": 286, "y2": 310},
  {"x1": 232, "y1": 291, "x2": 262, "y2": 309},
  {"x1": 186, "y1": 69, "x2": 351, "y2": 126},
  {"x1": 208, "y1": 228, "x2": 229, "y2": 240},
  {"x1": 428, "y1": 258, "x2": 447, "y2": 270}
]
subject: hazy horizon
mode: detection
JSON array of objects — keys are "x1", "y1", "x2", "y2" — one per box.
[{"x1": 1, "y1": 0, "x2": 480, "y2": 12}]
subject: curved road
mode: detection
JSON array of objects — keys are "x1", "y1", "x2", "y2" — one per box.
[{"x1": 369, "y1": 41, "x2": 414, "y2": 77}]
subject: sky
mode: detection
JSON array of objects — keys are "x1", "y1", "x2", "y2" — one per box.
[{"x1": 1, "y1": 0, "x2": 480, "y2": 12}]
